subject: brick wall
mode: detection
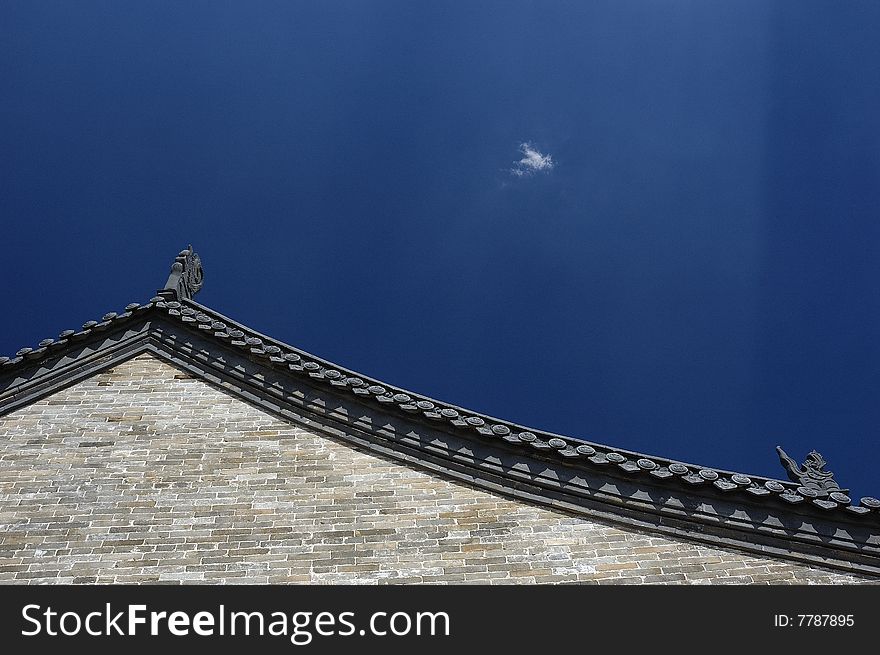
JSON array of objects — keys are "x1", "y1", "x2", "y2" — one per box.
[{"x1": 0, "y1": 354, "x2": 871, "y2": 584}]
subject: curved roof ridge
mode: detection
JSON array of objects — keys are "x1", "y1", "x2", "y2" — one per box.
[
  {"x1": 2, "y1": 294, "x2": 880, "y2": 577},
  {"x1": 154, "y1": 298, "x2": 880, "y2": 517},
  {"x1": 184, "y1": 300, "x2": 789, "y2": 484},
  {"x1": 2, "y1": 296, "x2": 878, "y2": 514}
]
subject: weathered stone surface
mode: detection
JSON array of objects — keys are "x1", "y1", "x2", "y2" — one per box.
[{"x1": 0, "y1": 354, "x2": 872, "y2": 585}]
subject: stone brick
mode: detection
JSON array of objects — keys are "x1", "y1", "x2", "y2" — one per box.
[{"x1": 0, "y1": 354, "x2": 873, "y2": 585}]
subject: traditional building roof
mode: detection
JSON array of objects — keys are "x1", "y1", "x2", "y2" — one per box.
[{"x1": 2, "y1": 247, "x2": 879, "y2": 577}]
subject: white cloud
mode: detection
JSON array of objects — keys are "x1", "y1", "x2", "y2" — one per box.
[{"x1": 510, "y1": 142, "x2": 554, "y2": 177}]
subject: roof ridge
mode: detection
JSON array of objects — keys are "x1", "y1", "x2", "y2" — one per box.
[
  {"x1": 5, "y1": 246, "x2": 880, "y2": 575},
  {"x1": 0, "y1": 300, "x2": 154, "y2": 367},
  {"x1": 153, "y1": 297, "x2": 876, "y2": 517},
  {"x1": 2, "y1": 295, "x2": 879, "y2": 519},
  {"x1": 3, "y1": 293, "x2": 880, "y2": 575},
  {"x1": 181, "y1": 299, "x2": 786, "y2": 480}
]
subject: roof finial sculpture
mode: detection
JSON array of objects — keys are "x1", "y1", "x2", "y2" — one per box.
[
  {"x1": 776, "y1": 446, "x2": 848, "y2": 496},
  {"x1": 158, "y1": 245, "x2": 203, "y2": 301}
]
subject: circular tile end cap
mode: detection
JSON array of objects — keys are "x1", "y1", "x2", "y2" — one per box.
[{"x1": 829, "y1": 492, "x2": 851, "y2": 504}]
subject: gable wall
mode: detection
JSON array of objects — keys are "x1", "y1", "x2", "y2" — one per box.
[{"x1": 0, "y1": 354, "x2": 871, "y2": 584}]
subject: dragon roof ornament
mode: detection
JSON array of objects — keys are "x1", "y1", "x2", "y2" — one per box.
[
  {"x1": 159, "y1": 245, "x2": 203, "y2": 301},
  {"x1": 776, "y1": 445, "x2": 849, "y2": 498}
]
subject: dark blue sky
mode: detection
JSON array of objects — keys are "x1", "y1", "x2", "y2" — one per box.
[{"x1": 2, "y1": 2, "x2": 878, "y2": 497}]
